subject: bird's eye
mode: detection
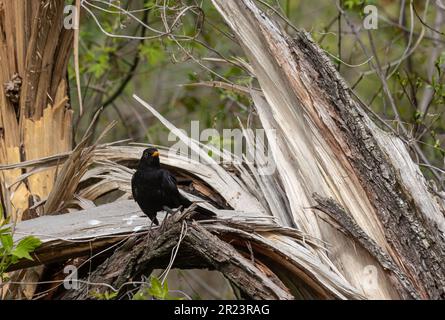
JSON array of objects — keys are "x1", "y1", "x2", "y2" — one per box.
[{"x1": 144, "y1": 152, "x2": 149, "y2": 158}]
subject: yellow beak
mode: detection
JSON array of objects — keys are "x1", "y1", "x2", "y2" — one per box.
[{"x1": 152, "y1": 151, "x2": 160, "y2": 157}]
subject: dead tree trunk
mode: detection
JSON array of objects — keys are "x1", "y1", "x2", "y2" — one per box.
[
  {"x1": 0, "y1": 0, "x2": 73, "y2": 220},
  {"x1": 211, "y1": 0, "x2": 445, "y2": 299},
  {"x1": 0, "y1": 0, "x2": 73, "y2": 298}
]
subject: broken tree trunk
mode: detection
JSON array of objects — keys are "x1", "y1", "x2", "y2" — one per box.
[
  {"x1": 0, "y1": 0, "x2": 73, "y2": 221},
  {"x1": 0, "y1": 0, "x2": 73, "y2": 299},
  {"x1": 211, "y1": 0, "x2": 445, "y2": 299},
  {"x1": 60, "y1": 207, "x2": 293, "y2": 300},
  {"x1": 8, "y1": 200, "x2": 359, "y2": 300}
]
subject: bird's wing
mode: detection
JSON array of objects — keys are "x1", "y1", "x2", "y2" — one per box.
[
  {"x1": 160, "y1": 170, "x2": 179, "y2": 194},
  {"x1": 131, "y1": 174, "x2": 138, "y2": 199}
]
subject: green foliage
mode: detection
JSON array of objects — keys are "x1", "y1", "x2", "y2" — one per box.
[
  {"x1": 0, "y1": 218, "x2": 42, "y2": 281},
  {"x1": 11, "y1": 237, "x2": 42, "y2": 261},
  {"x1": 430, "y1": 130, "x2": 445, "y2": 157},
  {"x1": 344, "y1": 0, "x2": 377, "y2": 10},
  {"x1": 132, "y1": 276, "x2": 184, "y2": 300},
  {"x1": 144, "y1": 0, "x2": 156, "y2": 9},
  {"x1": 91, "y1": 290, "x2": 118, "y2": 300},
  {"x1": 413, "y1": 110, "x2": 423, "y2": 125},
  {"x1": 139, "y1": 41, "x2": 166, "y2": 66},
  {"x1": 84, "y1": 47, "x2": 115, "y2": 79}
]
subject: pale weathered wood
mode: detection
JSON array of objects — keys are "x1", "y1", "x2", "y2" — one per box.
[
  {"x1": 0, "y1": 0, "x2": 73, "y2": 222},
  {"x1": 8, "y1": 199, "x2": 282, "y2": 271}
]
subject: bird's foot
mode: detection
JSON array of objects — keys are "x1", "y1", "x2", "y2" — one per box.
[
  {"x1": 146, "y1": 219, "x2": 156, "y2": 241},
  {"x1": 160, "y1": 206, "x2": 173, "y2": 230},
  {"x1": 159, "y1": 206, "x2": 183, "y2": 230},
  {"x1": 162, "y1": 206, "x2": 175, "y2": 215},
  {"x1": 162, "y1": 205, "x2": 182, "y2": 219}
]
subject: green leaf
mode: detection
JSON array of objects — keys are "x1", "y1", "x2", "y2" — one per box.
[
  {"x1": 88, "y1": 52, "x2": 110, "y2": 78},
  {"x1": 139, "y1": 42, "x2": 164, "y2": 66},
  {"x1": 104, "y1": 291, "x2": 118, "y2": 300},
  {"x1": 91, "y1": 290, "x2": 118, "y2": 300},
  {"x1": 148, "y1": 277, "x2": 164, "y2": 298},
  {"x1": 132, "y1": 288, "x2": 150, "y2": 300},
  {"x1": 0, "y1": 226, "x2": 11, "y2": 236},
  {"x1": 12, "y1": 236, "x2": 41, "y2": 261},
  {"x1": 0, "y1": 234, "x2": 13, "y2": 253},
  {"x1": 132, "y1": 278, "x2": 184, "y2": 300},
  {"x1": 144, "y1": 0, "x2": 156, "y2": 9},
  {"x1": 163, "y1": 280, "x2": 169, "y2": 296}
]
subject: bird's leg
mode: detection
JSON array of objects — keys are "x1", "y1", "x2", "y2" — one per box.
[
  {"x1": 162, "y1": 206, "x2": 174, "y2": 215},
  {"x1": 159, "y1": 206, "x2": 172, "y2": 229},
  {"x1": 146, "y1": 219, "x2": 155, "y2": 241},
  {"x1": 174, "y1": 205, "x2": 183, "y2": 213},
  {"x1": 164, "y1": 205, "x2": 183, "y2": 214},
  {"x1": 160, "y1": 206, "x2": 183, "y2": 230}
]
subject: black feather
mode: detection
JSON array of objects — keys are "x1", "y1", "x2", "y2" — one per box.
[{"x1": 131, "y1": 147, "x2": 214, "y2": 225}]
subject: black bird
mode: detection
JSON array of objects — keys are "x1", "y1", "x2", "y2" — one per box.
[{"x1": 132, "y1": 147, "x2": 196, "y2": 226}]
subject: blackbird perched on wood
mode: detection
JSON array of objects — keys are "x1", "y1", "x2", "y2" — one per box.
[{"x1": 131, "y1": 147, "x2": 198, "y2": 226}]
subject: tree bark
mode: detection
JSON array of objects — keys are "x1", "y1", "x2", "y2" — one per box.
[
  {"x1": 0, "y1": 0, "x2": 73, "y2": 221},
  {"x1": 0, "y1": 0, "x2": 73, "y2": 299}
]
